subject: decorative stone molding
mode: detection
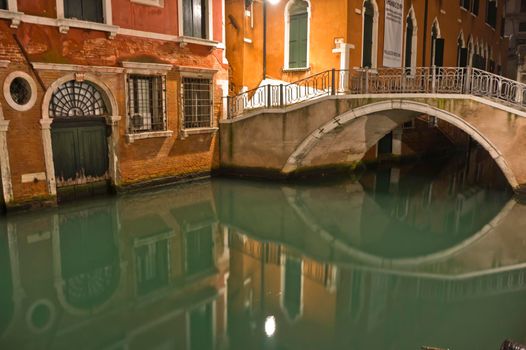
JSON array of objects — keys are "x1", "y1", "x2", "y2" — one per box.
[
  {"x1": 121, "y1": 61, "x2": 173, "y2": 74},
  {"x1": 32, "y1": 62, "x2": 125, "y2": 74},
  {"x1": 174, "y1": 66, "x2": 218, "y2": 75},
  {"x1": 0, "y1": 9, "x2": 24, "y2": 28},
  {"x1": 0, "y1": 60, "x2": 9, "y2": 68},
  {"x1": 3, "y1": 71, "x2": 38, "y2": 112},
  {"x1": 57, "y1": 18, "x2": 119, "y2": 39}
]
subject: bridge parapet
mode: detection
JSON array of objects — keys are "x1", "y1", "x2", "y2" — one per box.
[{"x1": 226, "y1": 67, "x2": 526, "y2": 119}]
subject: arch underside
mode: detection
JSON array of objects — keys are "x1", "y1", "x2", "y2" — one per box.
[{"x1": 282, "y1": 100, "x2": 519, "y2": 189}]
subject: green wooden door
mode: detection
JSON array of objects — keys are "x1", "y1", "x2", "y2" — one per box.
[
  {"x1": 289, "y1": 13, "x2": 308, "y2": 68},
  {"x1": 51, "y1": 120, "x2": 108, "y2": 185}
]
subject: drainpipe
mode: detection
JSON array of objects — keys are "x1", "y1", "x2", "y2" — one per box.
[
  {"x1": 422, "y1": 0, "x2": 429, "y2": 66},
  {"x1": 263, "y1": 0, "x2": 267, "y2": 80}
]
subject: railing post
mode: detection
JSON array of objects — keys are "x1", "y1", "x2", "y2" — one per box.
[
  {"x1": 431, "y1": 65, "x2": 436, "y2": 94},
  {"x1": 465, "y1": 66, "x2": 472, "y2": 95},
  {"x1": 279, "y1": 84, "x2": 284, "y2": 107},
  {"x1": 266, "y1": 84, "x2": 271, "y2": 108},
  {"x1": 226, "y1": 96, "x2": 231, "y2": 119},
  {"x1": 365, "y1": 68, "x2": 369, "y2": 94},
  {"x1": 331, "y1": 68, "x2": 336, "y2": 95}
]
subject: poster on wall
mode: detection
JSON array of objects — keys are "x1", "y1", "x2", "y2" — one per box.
[{"x1": 383, "y1": 0, "x2": 404, "y2": 67}]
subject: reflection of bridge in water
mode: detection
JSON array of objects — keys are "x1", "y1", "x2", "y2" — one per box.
[{"x1": 1, "y1": 169, "x2": 526, "y2": 349}]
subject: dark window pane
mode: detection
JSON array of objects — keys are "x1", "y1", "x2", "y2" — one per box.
[
  {"x1": 0, "y1": 0, "x2": 7, "y2": 9},
  {"x1": 362, "y1": 1, "x2": 374, "y2": 68},
  {"x1": 64, "y1": 0, "x2": 104, "y2": 23},
  {"x1": 472, "y1": 0, "x2": 479, "y2": 15},
  {"x1": 522, "y1": 0, "x2": 526, "y2": 12},
  {"x1": 183, "y1": 0, "x2": 207, "y2": 38},
  {"x1": 185, "y1": 226, "x2": 214, "y2": 276}
]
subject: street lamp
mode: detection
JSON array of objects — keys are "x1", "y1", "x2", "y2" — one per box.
[{"x1": 263, "y1": 0, "x2": 281, "y2": 80}]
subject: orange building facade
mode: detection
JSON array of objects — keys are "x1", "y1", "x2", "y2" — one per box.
[
  {"x1": 0, "y1": 0, "x2": 229, "y2": 210},
  {"x1": 226, "y1": 0, "x2": 508, "y2": 94}
]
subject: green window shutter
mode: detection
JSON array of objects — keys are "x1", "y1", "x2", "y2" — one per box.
[{"x1": 289, "y1": 13, "x2": 308, "y2": 68}]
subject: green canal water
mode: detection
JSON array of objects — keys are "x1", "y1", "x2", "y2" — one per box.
[{"x1": 2, "y1": 147, "x2": 526, "y2": 350}]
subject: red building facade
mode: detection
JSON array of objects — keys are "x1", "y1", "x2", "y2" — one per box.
[{"x1": 0, "y1": 0, "x2": 228, "y2": 210}]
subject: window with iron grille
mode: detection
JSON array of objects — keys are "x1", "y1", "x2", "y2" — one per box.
[
  {"x1": 64, "y1": 0, "x2": 104, "y2": 23},
  {"x1": 127, "y1": 75, "x2": 167, "y2": 134},
  {"x1": 182, "y1": 77, "x2": 212, "y2": 129}
]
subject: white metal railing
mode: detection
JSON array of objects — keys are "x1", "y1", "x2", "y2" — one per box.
[{"x1": 226, "y1": 67, "x2": 526, "y2": 119}]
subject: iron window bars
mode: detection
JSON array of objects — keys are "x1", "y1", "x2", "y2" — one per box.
[
  {"x1": 182, "y1": 77, "x2": 213, "y2": 129},
  {"x1": 127, "y1": 75, "x2": 167, "y2": 134}
]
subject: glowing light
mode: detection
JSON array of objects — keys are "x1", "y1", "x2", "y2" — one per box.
[
  {"x1": 264, "y1": 316, "x2": 276, "y2": 337},
  {"x1": 267, "y1": 0, "x2": 281, "y2": 5}
]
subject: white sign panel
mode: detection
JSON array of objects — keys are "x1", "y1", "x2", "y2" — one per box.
[{"x1": 383, "y1": 0, "x2": 404, "y2": 67}]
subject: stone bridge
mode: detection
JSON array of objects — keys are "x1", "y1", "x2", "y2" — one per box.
[{"x1": 220, "y1": 67, "x2": 526, "y2": 195}]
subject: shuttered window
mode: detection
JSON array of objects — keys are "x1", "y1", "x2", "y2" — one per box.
[
  {"x1": 127, "y1": 75, "x2": 167, "y2": 133},
  {"x1": 288, "y1": 13, "x2": 308, "y2": 68},
  {"x1": 182, "y1": 77, "x2": 212, "y2": 129},
  {"x1": 486, "y1": 0, "x2": 497, "y2": 28},
  {"x1": 362, "y1": 0, "x2": 374, "y2": 68},
  {"x1": 64, "y1": 0, "x2": 104, "y2": 23},
  {"x1": 471, "y1": 0, "x2": 479, "y2": 15},
  {"x1": 183, "y1": 0, "x2": 208, "y2": 39}
]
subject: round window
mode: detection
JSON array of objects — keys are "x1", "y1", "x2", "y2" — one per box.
[
  {"x1": 9, "y1": 77, "x2": 32, "y2": 106},
  {"x1": 3, "y1": 71, "x2": 38, "y2": 112}
]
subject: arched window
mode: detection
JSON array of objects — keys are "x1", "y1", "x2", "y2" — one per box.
[
  {"x1": 285, "y1": 0, "x2": 310, "y2": 69},
  {"x1": 362, "y1": 0, "x2": 378, "y2": 68},
  {"x1": 430, "y1": 19, "x2": 443, "y2": 67},
  {"x1": 404, "y1": 7, "x2": 417, "y2": 72},
  {"x1": 467, "y1": 36, "x2": 474, "y2": 67},
  {"x1": 457, "y1": 32, "x2": 467, "y2": 67}
]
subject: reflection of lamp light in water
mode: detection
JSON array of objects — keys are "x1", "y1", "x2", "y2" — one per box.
[{"x1": 264, "y1": 316, "x2": 276, "y2": 337}]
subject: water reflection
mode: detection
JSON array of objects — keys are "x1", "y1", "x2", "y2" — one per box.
[{"x1": 1, "y1": 150, "x2": 526, "y2": 349}]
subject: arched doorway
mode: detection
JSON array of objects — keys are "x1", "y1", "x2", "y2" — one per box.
[
  {"x1": 362, "y1": 0, "x2": 377, "y2": 68},
  {"x1": 58, "y1": 208, "x2": 120, "y2": 312},
  {"x1": 49, "y1": 80, "x2": 110, "y2": 188}
]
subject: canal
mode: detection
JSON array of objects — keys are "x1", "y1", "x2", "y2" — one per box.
[{"x1": 1, "y1": 145, "x2": 526, "y2": 350}]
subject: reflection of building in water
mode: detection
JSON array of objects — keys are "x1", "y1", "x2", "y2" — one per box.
[
  {"x1": 226, "y1": 229, "x2": 526, "y2": 350},
  {"x1": 0, "y1": 182, "x2": 229, "y2": 350},
  {"x1": 227, "y1": 232, "x2": 339, "y2": 349}
]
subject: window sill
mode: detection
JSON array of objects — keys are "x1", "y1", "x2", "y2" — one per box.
[
  {"x1": 181, "y1": 127, "x2": 218, "y2": 138},
  {"x1": 126, "y1": 130, "x2": 174, "y2": 143},
  {"x1": 130, "y1": 0, "x2": 164, "y2": 8},
  {"x1": 283, "y1": 67, "x2": 311, "y2": 73},
  {"x1": 0, "y1": 9, "x2": 23, "y2": 28},
  {"x1": 176, "y1": 36, "x2": 220, "y2": 48},
  {"x1": 57, "y1": 18, "x2": 119, "y2": 39}
]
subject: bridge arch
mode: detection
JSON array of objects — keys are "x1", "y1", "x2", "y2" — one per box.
[{"x1": 282, "y1": 100, "x2": 519, "y2": 189}]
